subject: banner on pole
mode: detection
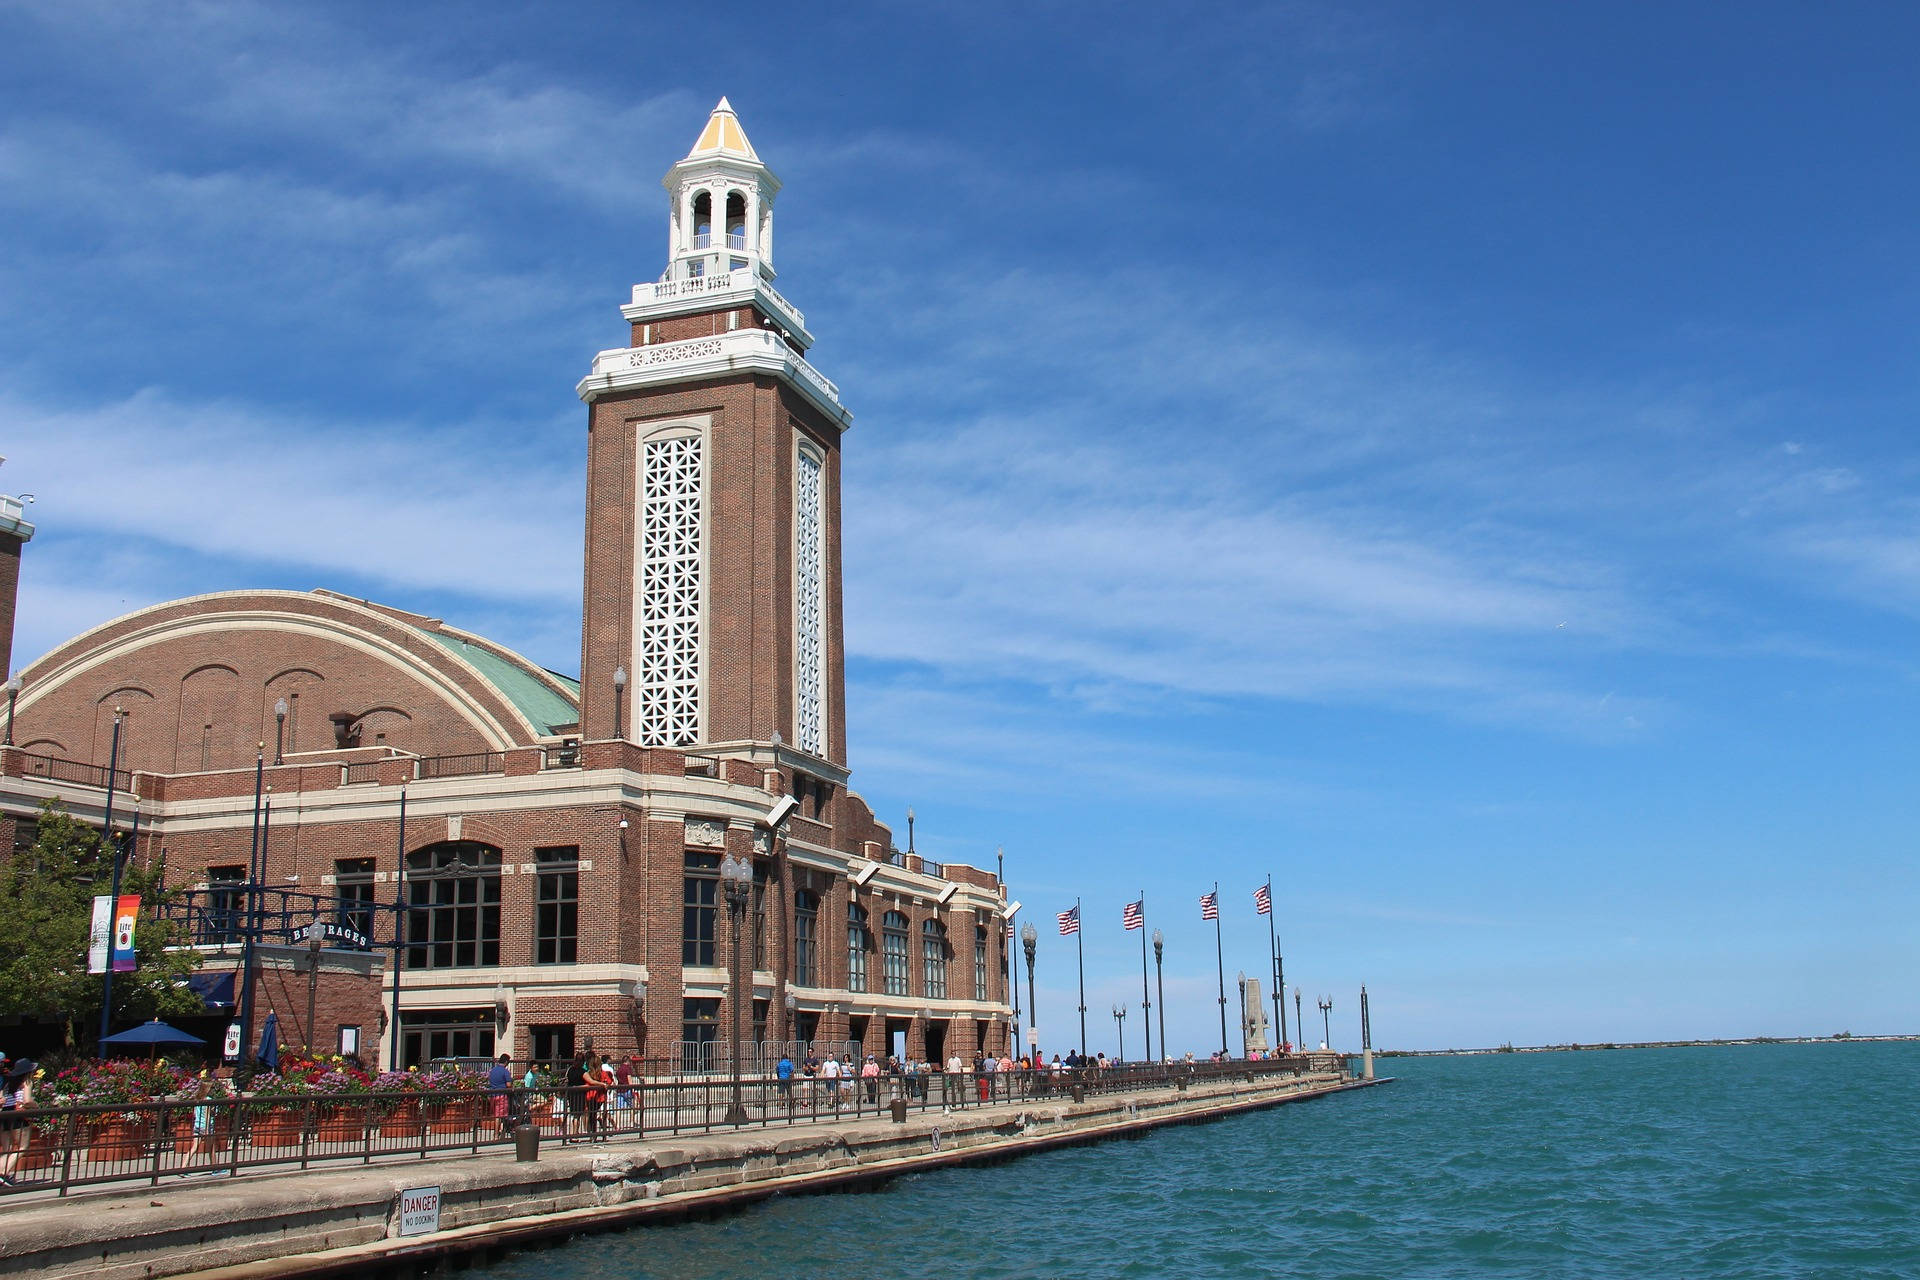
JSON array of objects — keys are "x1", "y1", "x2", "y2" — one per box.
[
  {"x1": 110, "y1": 894, "x2": 141, "y2": 972},
  {"x1": 88, "y1": 895, "x2": 113, "y2": 974}
]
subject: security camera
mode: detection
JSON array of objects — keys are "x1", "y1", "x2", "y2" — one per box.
[{"x1": 767, "y1": 794, "x2": 799, "y2": 828}]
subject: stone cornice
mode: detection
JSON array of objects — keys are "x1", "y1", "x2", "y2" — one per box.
[{"x1": 576, "y1": 328, "x2": 851, "y2": 432}]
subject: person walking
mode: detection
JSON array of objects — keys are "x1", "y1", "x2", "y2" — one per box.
[
  {"x1": 0, "y1": 1055, "x2": 38, "y2": 1187},
  {"x1": 945, "y1": 1051, "x2": 966, "y2": 1107},
  {"x1": 820, "y1": 1052, "x2": 843, "y2": 1108},
  {"x1": 488, "y1": 1053, "x2": 514, "y2": 1134},
  {"x1": 563, "y1": 1051, "x2": 588, "y2": 1142},
  {"x1": 775, "y1": 1053, "x2": 794, "y2": 1109},
  {"x1": 861, "y1": 1054, "x2": 881, "y2": 1104},
  {"x1": 175, "y1": 1071, "x2": 229, "y2": 1178}
]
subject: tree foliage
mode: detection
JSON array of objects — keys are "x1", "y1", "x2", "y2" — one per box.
[{"x1": 0, "y1": 800, "x2": 201, "y2": 1050}]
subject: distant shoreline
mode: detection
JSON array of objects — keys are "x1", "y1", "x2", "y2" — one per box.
[{"x1": 1378, "y1": 1034, "x2": 1918, "y2": 1057}]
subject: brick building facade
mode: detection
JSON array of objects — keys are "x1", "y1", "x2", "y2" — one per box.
[{"x1": 0, "y1": 101, "x2": 1013, "y2": 1070}]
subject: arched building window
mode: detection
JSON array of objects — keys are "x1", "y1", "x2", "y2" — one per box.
[
  {"x1": 922, "y1": 919, "x2": 949, "y2": 1000},
  {"x1": 692, "y1": 190, "x2": 712, "y2": 248},
  {"x1": 793, "y1": 889, "x2": 819, "y2": 986},
  {"x1": 404, "y1": 842, "x2": 501, "y2": 969},
  {"x1": 882, "y1": 910, "x2": 910, "y2": 997},
  {"x1": 847, "y1": 902, "x2": 871, "y2": 994}
]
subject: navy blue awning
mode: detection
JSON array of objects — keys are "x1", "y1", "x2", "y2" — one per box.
[{"x1": 188, "y1": 971, "x2": 236, "y2": 1009}]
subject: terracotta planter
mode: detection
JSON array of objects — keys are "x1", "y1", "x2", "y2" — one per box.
[
  {"x1": 379, "y1": 1100, "x2": 423, "y2": 1138},
  {"x1": 314, "y1": 1108, "x2": 366, "y2": 1144},
  {"x1": 426, "y1": 1099, "x2": 476, "y2": 1135},
  {"x1": 17, "y1": 1145, "x2": 55, "y2": 1171},
  {"x1": 87, "y1": 1118, "x2": 153, "y2": 1163},
  {"x1": 249, "y1": 1109, "x2": 304, "y2": 1148}
]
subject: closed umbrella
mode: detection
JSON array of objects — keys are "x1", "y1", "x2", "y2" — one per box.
[{"x1": 256, "y1": 1012, "x2": 280, "y2": 1073}]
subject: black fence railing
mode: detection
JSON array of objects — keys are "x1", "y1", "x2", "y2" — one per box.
[
  {"x1": 0, "y1": 1058, "x2": 1336, "y2": 1199},
  {"x1": 15, "y1": 752, "x2": 118, "y2": 790},
  {"x1": 415, "y1": 751, "x2": 504, "y2": 780}
]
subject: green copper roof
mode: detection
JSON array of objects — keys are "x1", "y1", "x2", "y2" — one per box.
[{"x1": 421, "y1": 630, "x2": 579, "y2": 737}]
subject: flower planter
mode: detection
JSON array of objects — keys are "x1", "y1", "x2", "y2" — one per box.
[
  {"x1": 249, "y1": 1110, "x2": 304, "y2": 1148},
  {"x1": 314, "y1": 1108, "x2": 366, "y2": 1144},
  {"x1": 379, "y1": 1100, "x2": 423, "y2": 1138},
  {"x1": 86, "y1": 1118, "x2": 153, "y2": 1164},
  {"x1": 17, "y1": 1145, "x2": 55, "y2": 1172},
  {"x1": 426, "y1": 1099, "x2": 478, "y2": 1135}
]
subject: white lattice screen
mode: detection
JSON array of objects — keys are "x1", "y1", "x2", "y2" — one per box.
[
  {"x1": 637, "y1": 434, "x2": 703, "y2": 746},
  {"x1": 795, "y1": 445, "x2": 825, "y2": 754}
]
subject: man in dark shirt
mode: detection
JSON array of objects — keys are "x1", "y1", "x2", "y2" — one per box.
[{"x1": 563, "y1": 1053, "x2": 588, "y2": 1142}]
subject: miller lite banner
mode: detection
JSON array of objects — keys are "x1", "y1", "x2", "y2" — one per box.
[{"x1": 88, "y1": 894, "x2": 141, "y2": 974}]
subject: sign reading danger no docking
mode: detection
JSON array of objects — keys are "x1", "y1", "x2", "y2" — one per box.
[{"x1": 398, "y1": 1186, "x2": 441, "y2": 1237}]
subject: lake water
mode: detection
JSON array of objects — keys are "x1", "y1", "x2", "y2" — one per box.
[{"x1": 471, "y1": 1041, "x2": 1919, "y2": 1278}]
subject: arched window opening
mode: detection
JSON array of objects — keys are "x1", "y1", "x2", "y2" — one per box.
[
  {"x1": 882, "y1": 910, "x2": 910, "y2": 997},
  {"x1": 794, "y1": 889, "x2": 819, "y2": 986},
  {"x1": 403, "y1": 842, "x2": 502, "y2": 969},
  {"x1": 692, "y1": 191, "x2": 713, "y2": 249},
  {"x1": 847, "y1": 902, "x2": 871, "y2": 994},
  {"x1": 922, "y1": 919, "x2": 949, "y2": 1000},
  {"x1": 725, "y1": 191, "x2": 747, "y2": 250}
]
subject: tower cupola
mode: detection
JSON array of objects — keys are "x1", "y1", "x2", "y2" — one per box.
[{"x1": 664, "y1": 98, "x2": 781, "y2": 285}]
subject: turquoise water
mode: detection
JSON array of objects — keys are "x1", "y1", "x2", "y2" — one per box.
[{"x1": 473, "y1": 1042, "x2": 1919, "y2": 1279}]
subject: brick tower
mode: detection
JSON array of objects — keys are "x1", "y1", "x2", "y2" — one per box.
[{"x1": 577, "y1": 99, "x2": 849, "y2": 770}]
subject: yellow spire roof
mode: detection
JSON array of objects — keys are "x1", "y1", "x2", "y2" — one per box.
[{"x1": 688, "y1": 97, "x2": 758, "y2": 161}]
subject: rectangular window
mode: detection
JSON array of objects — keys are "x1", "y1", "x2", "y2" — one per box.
[
  {"x1": 752, "y1": 998, "x2": 769, "y2": 1045},
  {"x1": 399, "y1": 1008, "x2": 494, "y2": 1069},
  {"x1": 338, "y1": 1025, "x2": 360, "y2": 1058},
  {"x1": 794, "y1": 890, "x2": 819, "y2": 987},
  {"x1": 923, "y1": 923, "x2": 948, "y2": 1000},
  {"x1": 535, "y1": 845, "x2": 579, "y2": 965},
  {"x1": 530, "y1": 1024, "x2": 575, "y2": 1066},
  {"x1": 975, "y1": 924, "x2": 989, "y2": 1002},
  {"x1": 847, "y1": 904, "x2": 869, "y2": 994},
  {"x1": 334, "y1": 857, "x2": 376, "y2": 943},
  {"x1": 752, "y1": 864, "x2": 770, "y2": 970},
  {"x1": 683, "y1": 851, "x2": 719, "y2": 966},
  {"x1": 681, "y1": 998, "x2": 720, "y2": 1072},
  {"x1": 206, "y1": 864, "x2": 246, "y2": 945},
  {"x1": 882, "y1": 912, "x2": 910, "y2": 997}
]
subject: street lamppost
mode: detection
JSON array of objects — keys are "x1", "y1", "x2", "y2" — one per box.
[
  {"x1": 1112, "y1": 1003, "x2": 1126, "y2": 1062},
  {"x1": 611, "y1": 666, "x2": 627, "y2": 741},
  {"x1": 93, "y1": 707, "x2": 128, "y2": 1057},
  {"x1": 1294, "y1": 986, "x2": 1304, "y2": 1053},
  {"x1": 3, "y1": 672, "x2": 19, "y2": 746},
  {"x1": 1318, "y1": 996, "x2": 1333, "y2": 1051},
  {"x1": 1020, "y1": 921, "x2": 1038, "y2": 1065},
  {"x1": 719, "y1": 852, "x2": 753, "y2": 1125},
  {"x1": 273, "y1": 698, "x2": 288, "y2": 765},
  {"x1": 1237, "y1": 971, "x2": 1246, "y2": 1056},
  {"x1": 1151, "y1": 929, "x2": 1165, "y2": 1064},
  {"x1": 784, "y1": 990, "x2": 797, "y2": 1045},
  {"x1": 303, "y1": 921, "x2": 325, "y2": 1052}
]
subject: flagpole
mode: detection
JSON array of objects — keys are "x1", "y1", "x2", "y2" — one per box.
[
  {"x1": 1137, "y1": 889, "x2": 1151, "y2": 1064},
  {"x1": 1212, "y1": 880, "x2": 1228, "y2": 1057},
  {"x1": 1075, "y1": 896, "x2": 1087, "y2": 1057},
  {"x1": 1267, "y1": 873, "x2": 1285, "y2": 1052}
]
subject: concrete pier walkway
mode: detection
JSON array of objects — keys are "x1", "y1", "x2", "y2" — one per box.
[{"x1": 0, "y1": 1069, "x2": 1387, "y2": 1280}]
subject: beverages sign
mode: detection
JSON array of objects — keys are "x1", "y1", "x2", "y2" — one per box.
[{"x1": 398, "y1": 1186, "x2": 441, "y2": 1237}]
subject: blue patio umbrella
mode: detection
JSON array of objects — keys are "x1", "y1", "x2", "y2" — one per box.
[
  {"x1": 100, "y1": 1019, "x2": 206, "y2": 1057},
  {"x1": 256, "y1": 1011, "x2": 280, "y2": 1073}
]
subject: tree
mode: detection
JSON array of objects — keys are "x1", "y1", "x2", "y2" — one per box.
[{"x1": 0, "y1": 799, "x2": 201, "y2": 1051}]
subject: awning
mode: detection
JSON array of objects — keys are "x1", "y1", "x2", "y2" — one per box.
[{"x1": 188, "y1": 971, "x2": 236, "y2": 1009}]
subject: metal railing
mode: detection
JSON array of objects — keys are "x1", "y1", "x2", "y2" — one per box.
[
  {"x1": 341, "y1": 760, "x2": 381, "y2": 785},
  {"x1": 414, "y1": 751, "x2": 504, "y2": 780},
  {"x1": 157, "y1": 885, "x2": 393, "y2": 951},
  {"x1": 15, "y1": 752, "x2": 117, "y2": 789},
  {"x1": 0, "y1": 1057, "x2": 1332, "y2": 1199}
]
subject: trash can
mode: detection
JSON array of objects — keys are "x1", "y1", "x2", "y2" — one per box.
[
  {"x1": 515, "y1": 1124, "x2": 540, "y2": 1162},
  {"x1": 889, "y1": 1097, "x2": 908, "y2": 1123}
]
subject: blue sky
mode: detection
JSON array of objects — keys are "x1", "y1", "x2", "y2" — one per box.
[{"x1": 6, "y1": 1, "x2": 1917, "y2": 1052}]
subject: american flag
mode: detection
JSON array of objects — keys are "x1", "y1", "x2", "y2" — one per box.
[
  {"x1": 1122, "y1": 899, "x2": 1144, "y2": 931},
  {"x1": 1254, "y1": 884, "x2": 1272, "y2": 916},
  {"x1": 1006, "y1": 919, "x2": 1016, "y2": 939},
  {"x1": 1200, "y1": 891, "x2": 1219, "y2": 921},
  {"x1": 1057, "y1": 905, "x2": 1080, "y2": 935}
]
